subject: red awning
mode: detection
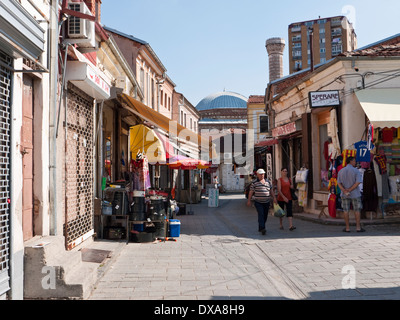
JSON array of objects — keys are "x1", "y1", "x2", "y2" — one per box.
[{"x1": 255, "y1": 139, "x2": 279, "y2": 147}]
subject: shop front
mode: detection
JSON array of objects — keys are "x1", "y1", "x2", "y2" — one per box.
[
  {"x1": 0, "y1": 0, "x2": 46, "y2": 299},
  {"x1": 64, "y1": 47, "x2": 111, "y2": 250},
  {"x1": 355, "y1": 88, "x2": 400, "y2": 217},
  {"x1": 272, "y1": 121, "x2": 303, "y2": 181},
  {"x1": 96, "y1": 93, "x2": 210, "y2": 243},
  {"x1": 272, "y1": 120, "x2": 303, "y2": 211}
]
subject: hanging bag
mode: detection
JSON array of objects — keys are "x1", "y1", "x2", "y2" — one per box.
[
  {"x1": 295, "y1": 168, "x2": 309, "y2": 184},
  {"x1": 274, "y1": 203, "x2": 286, "y2": 218}
]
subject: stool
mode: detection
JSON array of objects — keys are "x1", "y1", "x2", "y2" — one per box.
[{"x1": 318, "y1": 205, "x2": 329, "y2": 219}]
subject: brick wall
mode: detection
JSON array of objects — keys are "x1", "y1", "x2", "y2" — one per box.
[{"x1": 84, "y1": 0, "x2": 101, "y2": 22}]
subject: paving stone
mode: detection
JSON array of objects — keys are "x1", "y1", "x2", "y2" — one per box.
[{"x1": 88, "y1": 193, "x2": 400, "y2": 301}]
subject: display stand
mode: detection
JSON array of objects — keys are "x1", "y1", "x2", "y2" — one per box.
[
  {"x1": 100, "y1": 214, "x2": 129, "y2": 243},
  {"x1": 208, "y1": 188, "x2": 219, "y2": 207},
  {"x1": 129, "y1": 219, "x2": 167, "y2": 243}
]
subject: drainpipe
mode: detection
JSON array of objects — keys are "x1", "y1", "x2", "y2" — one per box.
[{"x1": 49, "y1": 0, "x2": 59, "y2": 235}]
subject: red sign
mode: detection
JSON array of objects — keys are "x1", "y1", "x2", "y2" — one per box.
[{"x1": 272, "y1": 122, "x2": 297, "y2": 138}]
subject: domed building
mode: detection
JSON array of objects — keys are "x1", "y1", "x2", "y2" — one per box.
[
  {"x1": 196, "y1": 91, "x2": 248, "y2": 131},
  {"x1": 196, "y1": 91, "x2": 249, "y2": 192}
]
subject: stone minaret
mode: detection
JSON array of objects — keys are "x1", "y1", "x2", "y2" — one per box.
[{"x1": 266, "y1": 38, "x2": 286, "y2": 82}]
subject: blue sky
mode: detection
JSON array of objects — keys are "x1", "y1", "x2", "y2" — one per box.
[{"x1": 101, "y1": 0, "x2": 400, "y2": 106}]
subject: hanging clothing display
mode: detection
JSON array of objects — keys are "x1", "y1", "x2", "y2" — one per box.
[
  {"x1": 328, "y1": 193, "x2": 337, "y2": 218},
  {"x1": 374, "y1": 154, "x2": 388, "y2": 175},
  {"x1": 381, "y1": 127, "x2": 396, "y2": 143},
  {"x1": 362, "y1": 168, "x2": 379, "y2": 213},
  {"x1": 130, "y1": 156, "x2": 151, "y2": 191},
  {"x1": 327, "y1": 109, "x2": 341, "y2": 159},
  {"x1": 341, "y1": 149, "x2": 357, "y2": 167},
  {"x1": 355, "y1": 141, "x2": 374, "y2": 163},
  {"x1": 324, "y1": 125, "x2": 400, "y2": 217}
]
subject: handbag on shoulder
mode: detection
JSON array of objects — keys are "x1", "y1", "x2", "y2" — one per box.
[{"x1": 290, "y1": 188, "x2": 298, "y2": 201}]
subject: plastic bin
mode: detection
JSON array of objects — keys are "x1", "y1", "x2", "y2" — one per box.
[
  {"x1": 169, "y1": 219, "x2": 181, "y2": 238},
  {"x1": 132, "y1": 223, "x2": 144, "y2": 232},
  {"x1": 102, "y1": 202, "x2": 112, "y2": 215}
]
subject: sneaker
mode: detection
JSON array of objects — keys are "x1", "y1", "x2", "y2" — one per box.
[{"x1": 260, "y1": 228, "x2": 266, "y2": 235}]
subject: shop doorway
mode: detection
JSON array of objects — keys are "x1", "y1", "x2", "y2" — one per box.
[
  {"x1": 22, "y1": 75, "x2": 34, "y2": 241},
  {"x1": 318, "y1": 111, "x2": 330, "y2": 191},
  {"x1": 64, "y1": 84, "x2": 95, "y2": 250},
  {"x1": 0, "y1": 50, "x2": 11, "y2": 296}
]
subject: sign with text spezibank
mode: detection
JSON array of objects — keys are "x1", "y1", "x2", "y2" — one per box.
[{"x1": 309, "y1": 90, "x2": 341, "y2": 108}]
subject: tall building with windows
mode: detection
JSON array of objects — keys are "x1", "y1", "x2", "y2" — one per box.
[{"x1": 288, "y1": 16, "x2": 357, "y2": 73}]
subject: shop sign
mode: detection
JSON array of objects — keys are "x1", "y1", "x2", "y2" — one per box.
[
  {"x1": 309, "y1": 90, "x2": 340, "y2": 108},
  {"x1": 87, "y1": 65, "x2": 111, "y2": 97},
  {"x1": 66, "y1": 61, "x2": 111, "y2": 100},
  {"x1": 272, "y1": 122, "x2": 297, "y2": 138}
]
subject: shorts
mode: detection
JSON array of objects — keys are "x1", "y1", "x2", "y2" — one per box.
[{"x1": 341, "y1": 197, "x2": 363, "y2": 212}]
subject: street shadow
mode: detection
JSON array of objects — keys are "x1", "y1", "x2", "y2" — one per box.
[
  {"x1": 177, "y1": 193, "x2": 400, "y2": 240},
  {"x1": 210, "y1": 286, "x2": 400, "y2": 300},
  {"x1": 306, "y1": 286, "x2": 400, "y2": 300}
]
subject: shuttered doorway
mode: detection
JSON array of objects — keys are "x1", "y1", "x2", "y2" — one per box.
[
  {"x1": 0, "y1": 50, "x2": 11, "y2": 296},
  {"x1": 64, "y1": 84, "x2": 95, "y2": 250}
]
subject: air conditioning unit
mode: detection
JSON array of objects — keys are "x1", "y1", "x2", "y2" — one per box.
[
  {"x1": 66, "y1": 1, "x2": 96, "y2": 49},
  {"x1": 115, "y1": 76, "x2": 127, "y2": 90}
]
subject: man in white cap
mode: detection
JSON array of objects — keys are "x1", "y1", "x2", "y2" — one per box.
[{"x1": 247, "y1": 168, "x2": 277, "y2": 235}]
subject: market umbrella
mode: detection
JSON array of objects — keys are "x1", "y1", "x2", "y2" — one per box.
[
  {"x1": 167, "y1": 155, "x2": 210, "y2": 214},
  {"x1": 168, "y1": 154, "x2": 210, "y2": 170},
  {"x1": 130, "y1": 124, "x2": 166, "y2": 164}
]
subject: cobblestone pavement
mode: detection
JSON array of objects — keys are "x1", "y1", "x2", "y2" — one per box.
[{"x1": 88, "y1": 193, "x2": 400, "y2": 300}]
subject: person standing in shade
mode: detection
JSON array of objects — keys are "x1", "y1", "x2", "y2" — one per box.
[
  {"x1": 247, "y1": 169, "x2": 277, "y2": 235},
  {"x1": 337, "y1": 156, "x2": 365, "y2": 233},
  {"x1": 214, "y1": 175, "x2": 219, "y2": 189},
  {"x1": 277, "y1": 168, "x2": 296, "y2": 231}
]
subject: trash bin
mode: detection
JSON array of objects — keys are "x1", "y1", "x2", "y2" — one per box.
[
  {"x1": 177, "y1": 203, "x2": 186, "y2": 215},
  {"x1": 169, "y1": 219, "x2": 181, "y2": 238}
]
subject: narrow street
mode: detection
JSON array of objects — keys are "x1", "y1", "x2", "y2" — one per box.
[{"x1": 88, "y1": 194, "x2": 400, "y2": 301}]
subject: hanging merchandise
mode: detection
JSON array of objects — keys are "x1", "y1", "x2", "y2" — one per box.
[
  {"x1": 324, "y1": 138, "x2": 332, "y2": 171},
  {"x1": 328, "y1": 187, "x2": 337, "y2": 218},
  {"x1": 297, "y1": 183, "x2": 308, "y2": 207},
  {"x1": 327, "y1": 109, "x2": 341, "y2": 159},
  {"x1": 354, "y1": 140, "x2": 374, "y2": 163},
  {"x1": 381, "y1": 127, "x2": 396, "y2": 143},
  {"x1": 362, "y1": 168, "x2": 379, "y2": 213},
  {"x1": 295, "y1": 168, "x2": 309, "y2": 184},
  {"x1": 374, "y1": 153, "x2": 388, "y2": 175},
  {"x1": 367, "y1": 124, "x2": 374, "y2": 150},
  {"x1": 341, "y1": 149, "x2": 357, "y2": 167},
  {"x1": 130, "y1": 156, "x2": 151, "y2": 191},
  {"x1": 328, "y1": 177, "x2": 338, "y2": 194}
]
